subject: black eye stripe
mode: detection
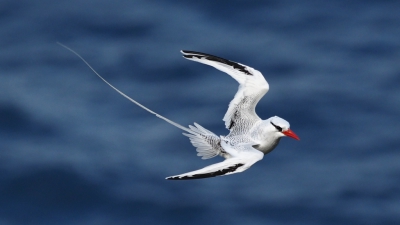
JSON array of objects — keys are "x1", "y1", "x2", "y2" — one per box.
[{"x1": 270, "y1": 122, "x2": 283, "y2": 132}]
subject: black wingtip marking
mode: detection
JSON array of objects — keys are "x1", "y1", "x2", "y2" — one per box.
[
  {"x1": 166, "y1": 163, "x2": 245, "y2": 180},
  {"x1": 181, "y1": 50, "x2": 252, "y2": 76}
]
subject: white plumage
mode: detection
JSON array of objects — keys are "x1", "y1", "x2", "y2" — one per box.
[{"x1": 58, "y1": 44, "x2": 300, "y2": 180}]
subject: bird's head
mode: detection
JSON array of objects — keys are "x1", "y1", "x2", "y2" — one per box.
[{"x1": 269, "y1": 116, "x2": 300, "y2": 140}]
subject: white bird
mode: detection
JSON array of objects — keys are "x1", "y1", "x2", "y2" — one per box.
[{"x1": 58, "y1": 44, "x2": 300, "y2": 180}]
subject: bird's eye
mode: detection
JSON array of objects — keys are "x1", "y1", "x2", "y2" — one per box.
[{"x1": 270, "y1": 122, "x2": 283, "y2": 132}]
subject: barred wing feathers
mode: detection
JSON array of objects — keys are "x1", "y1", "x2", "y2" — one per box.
[{"x1": 181, "y1": 50, "x2": 269, "y2": 136}]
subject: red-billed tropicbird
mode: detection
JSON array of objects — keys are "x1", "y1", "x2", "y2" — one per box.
[{"x1": 59, "y1": 44, "x2": 300, "y2": 180}]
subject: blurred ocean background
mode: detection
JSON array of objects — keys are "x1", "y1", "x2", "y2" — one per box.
[{"x1": 1, "y1": 0, "x2": 399, "y2": 224}]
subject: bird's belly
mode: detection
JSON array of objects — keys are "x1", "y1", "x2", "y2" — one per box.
[{"x1": 254, "y1": 138, "x2": 280, "y2": 154}]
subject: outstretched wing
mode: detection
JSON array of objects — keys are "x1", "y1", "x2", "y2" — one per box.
[
  {"x1": 166, "y1": 140, "x2": 264, "y2": 180},
  {"x1": 166, "y1": 160, "x2": 246, "y2": 180},
  {"x1": 181, "y1": 50, "x2": 269, "y2": 136}
]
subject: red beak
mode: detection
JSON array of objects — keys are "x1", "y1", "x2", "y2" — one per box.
[{"x1": 282, "y1": 129, "x2": 300, "y2": 140}]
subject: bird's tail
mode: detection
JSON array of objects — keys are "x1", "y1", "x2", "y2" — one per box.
[
  {"x1": 182, "y1": 123, "x2": 223, "y2": 159},
  {"x1": 58, "y1": 42, "x2": 197, "y2": 135}
]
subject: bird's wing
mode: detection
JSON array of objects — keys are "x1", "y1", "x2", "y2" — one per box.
[
  {"x1": 166, "y1": 160, "x2": 246, "y2": 180},
  {"x1": 181, "y1": 50, "x2": 269, "y2": 136},
  {"x1": 166, "y1": 140, "x2": 263, "y2": 180}
]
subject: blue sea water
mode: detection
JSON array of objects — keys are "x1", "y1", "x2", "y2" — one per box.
[{"x1": 0, "y1": 0, "x2": 399, "y2": 224}]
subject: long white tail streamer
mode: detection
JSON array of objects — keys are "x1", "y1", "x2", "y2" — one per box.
[{"x1": 58, "y1": 42, "x2": 196, "y2": 135}]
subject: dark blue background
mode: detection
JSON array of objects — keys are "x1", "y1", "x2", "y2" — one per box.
[{"x1": 1, "y1": 0, "x2": 399, "y2": 224}]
